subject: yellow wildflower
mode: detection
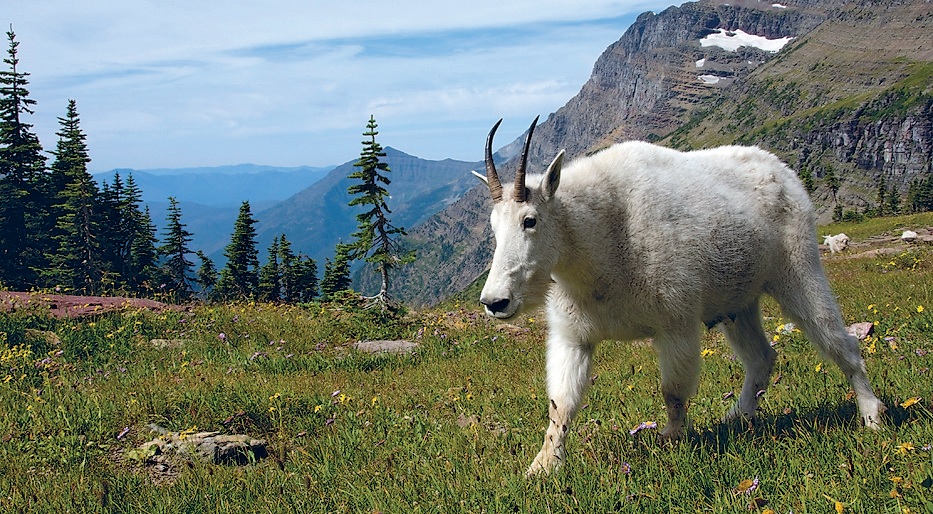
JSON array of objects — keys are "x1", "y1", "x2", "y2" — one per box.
[
  {"x1": 895, "y1": 443, "x2": 914, "y2": 455},
  {"x1": 900, "y1": 397, "x2": 922, "y2": 409},
  {"x1": 835, "y1": 501, "x2": 844, "y2": 513},
  {"x1": 918, "y1": 305, "x2": 925, "y2": 313}
]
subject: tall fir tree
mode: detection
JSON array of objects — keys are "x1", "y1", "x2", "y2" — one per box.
[
  {"x1": 44, "y1": 100, "x2": 101, "y2": 293},
  {"x1": 158, "y1": 197, "x2": 195, "y2": 299},
  {"x1": 195, "y1": 251, "x2": 217, "y2": 301},
  {"x1": 887, "y1": 186, "x2": 902, "y2": 216},
  {"x1": 0, "y1": 29, "x2": 48, "y2": 288},
  {"x1": 257, "y1": 236, "x2": 281, "y2": 302},
  {"x1": 875, "y1": 174, "x2": 888, "y2": 217},
  {"x1": 319, "y1": 244, "x2": 352, "y2": 300},
  {"x1": 96, "y1": 173, "x2": 126, "y2": 286},
  {"x1": 278, "y1": 234, "x2": 298, "y2": 302},
  {"x1": 294, "y1": 253, "x2": 319, "y2": 302},
  {"x1": 216, "y1": 201, "x2": 259, "y2": 299},
  {"x1": 116, "y1": 172, "x2": 147, "y2": 286},
  {"x1": 130, "y1": 205, "x2": 160, "y2": 292},
  {"x1": 345, "y1": 115, "x2": 414, "y2": 306},
  {"x1": 824, "y1": 164, "x2": 840, "y2": 203}
]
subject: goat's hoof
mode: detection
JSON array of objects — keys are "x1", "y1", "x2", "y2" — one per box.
[
  {"x1": 525, "y1": 450, "x2": 560, "y2": 478},
  {"x1": 657, "y1": 426, "x2": 684, "y2": 444}
]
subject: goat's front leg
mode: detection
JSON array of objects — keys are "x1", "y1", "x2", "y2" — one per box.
[
  {"x1": 525, "y1": 333, "x2": 594, "y2": 477},
  {"x1": 654, "y1": 327, "x2": 701, "y2": 441}
]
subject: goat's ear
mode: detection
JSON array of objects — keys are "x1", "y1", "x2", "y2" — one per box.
[
  {"x1": 471, "y1": 170, "x2": 489, "y2": 185},
  {"x1": 540, "y1": 150, "x2": 564, "y2": 200}
]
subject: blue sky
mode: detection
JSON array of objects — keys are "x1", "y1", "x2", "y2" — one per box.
[{"x1": 8, "y1": 1, "x2": 680, "y2": 171}]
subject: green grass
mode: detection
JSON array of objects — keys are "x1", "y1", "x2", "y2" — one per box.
[
  {"x1": 3, "y1": 219, "x2": 933, "y2": 513},
  {"x1": 818, "y1": 212, "x2": 933, "y2": 243}
]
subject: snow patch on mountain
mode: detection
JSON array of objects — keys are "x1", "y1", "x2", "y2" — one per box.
[{"x1": 700, "y1": 29, "x2": 794, "y2": 53}]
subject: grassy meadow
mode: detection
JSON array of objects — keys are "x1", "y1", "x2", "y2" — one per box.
[{"x1": 3, "y1": 216, "x2": 933, "y2": 513}]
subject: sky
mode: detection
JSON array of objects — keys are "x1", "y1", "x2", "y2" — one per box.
[{"x1": 7, "y1": 1, "x2": 681, "y2": 172}]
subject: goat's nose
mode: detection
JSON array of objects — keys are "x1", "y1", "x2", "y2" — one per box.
[{"x1": 481, "y1": 298, "x2": 510, "y2": 314}]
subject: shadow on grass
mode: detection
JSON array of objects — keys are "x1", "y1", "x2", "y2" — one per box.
[{"x1": 691, "y1": 394, "x2": 923, "y2": 453}]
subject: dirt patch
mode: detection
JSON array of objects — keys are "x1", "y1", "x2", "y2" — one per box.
[{"x1": 0, "y1": 291, "x2": 187, "y2": 319}]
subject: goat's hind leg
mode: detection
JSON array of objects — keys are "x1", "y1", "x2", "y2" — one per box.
[
  {"x1": 770, "y1": 260, "x2": 885, "y2": 428},
  {"x1": 719, "y1": 300, "x2": 777, "y2": 424}
]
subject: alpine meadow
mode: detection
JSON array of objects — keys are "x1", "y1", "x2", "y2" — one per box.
[{"x1": 3, "y1": 0, "x2": 933, "y2": 512}]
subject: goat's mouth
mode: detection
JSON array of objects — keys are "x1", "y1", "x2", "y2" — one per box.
[{"x1": 480, "y1": 296, "x2": 519, "y2": 319}]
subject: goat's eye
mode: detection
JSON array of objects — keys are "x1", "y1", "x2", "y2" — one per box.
[{"x1": 523, "y1": 217, "x2": 537, "y2": 229}]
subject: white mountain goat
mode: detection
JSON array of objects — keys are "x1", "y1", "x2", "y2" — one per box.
[
  {"x1": 474, "y1": 118, "x2": 885, "y2": 477},
  {"x1": 822, "y1": 233, "x2": 850, "y2": 254}
]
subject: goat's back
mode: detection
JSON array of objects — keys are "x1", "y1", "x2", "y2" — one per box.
[{"x1": 544, "y1": 141, "x2": 815, "y2": 331}]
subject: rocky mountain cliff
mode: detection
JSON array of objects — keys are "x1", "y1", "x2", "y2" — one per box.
[
  {"x1": 664, "y1": 0, "x2": 933, "y2": 216},
  {"x1": 388, "y1": 0, "x2": 933, "y2": 307}
]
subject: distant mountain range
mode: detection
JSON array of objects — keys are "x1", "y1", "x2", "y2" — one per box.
[
  {"x1": 96, "y1": 150, "x2": 483, "y2": 275},
  {"x1": 95, "y1": 163, "x2": 336, "y2": 263},
  {"x1": 103, "y1": 164, "x2": 336, "y2": 207}
]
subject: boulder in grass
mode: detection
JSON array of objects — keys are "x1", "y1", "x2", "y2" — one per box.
[
  {"x1": 847, "y1": 322, "x2": 874, "y2": 340},
  {"x1": 129, "y1": 425, "x2": 267, "y2": 465},
  {"x1": 351, "y1": 340, "x2": 419, "y2": 355}
]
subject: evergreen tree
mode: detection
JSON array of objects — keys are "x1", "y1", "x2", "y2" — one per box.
[
  {"x1": 824, "y1": 164, "x2": 840, "y2": 203},
  {"x1": 257, "y1": 236, "x2": 281, "y2": 302},
  {"x1": 875, "y1": 174, "x2": 888, "y2": 217},
  {"x1": 44, "y1": 100, "x2": 100, "y2": 293},
  {"x1": 117, "y1": 172, "x2": 147, "y2": 286},
  {"x1": 158, "y1": 197, "x2": 195, "y2": 299},
  {"x1": 888, "y1": 186, "x2": 902, "y2": 216},
  {"x1": 130, "y1": 205, "x2": 160, "y2": 292},
  {"x1": 278, "y1": 234, "x2": 298, "y2": 302},
  {"x1": 0, "y1": 29, "x2": 48, "y2": 288},
  {"x1": 216, "y1": 201, "x2": 259, "y2": 299},
  {"x1": 96, "y1": 173, "x2": 126, "y2": 286},
  {"x1": 908, "y1": 178, "x2": 933, "y2": 213},
  {"x1": 319, "y1": 244, "x2": 352, "y2": 299},
  {"x1": 798, "y1": 166, "x2": 815, "y2": 195},
  {"x1": 195, "y1": 251, "x2": 217, "y2": 300},
  {"x1": 344, "y1": 115, "x2": 414, "y2": 306},
  {"x1": 294, "y1": 254, "x2": 319, "y2": 302}
]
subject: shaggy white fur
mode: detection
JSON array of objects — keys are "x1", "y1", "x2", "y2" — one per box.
[{"x1": 477, "y1": 133, "x2": 885, "y2": 477}]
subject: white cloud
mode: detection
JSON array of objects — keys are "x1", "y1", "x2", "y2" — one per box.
[{"x1": 7, "y1": 1, "x2": 680, "y2": 170}]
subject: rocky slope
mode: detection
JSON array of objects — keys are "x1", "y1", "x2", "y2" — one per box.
[
  {"x1": 388, "y1": 0, "x2": 933, "y2": 307},
  {"x1": 664, "y1": 0, "x2": 933, "y2": 218}
]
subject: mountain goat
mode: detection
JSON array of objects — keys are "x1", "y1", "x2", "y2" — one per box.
[
  {"x1": 822, "y1": 233, "x2": 850, "y2": 254},
  {"x1": 475, "y1": 118, "x2": 885, "y2": 477}
]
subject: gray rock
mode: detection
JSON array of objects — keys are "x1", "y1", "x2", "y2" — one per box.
[
  {"x1": 132, "y1": 425, "x2": 267, "y2": 465},
  {"x1": 351, "y1": 340, "x2": 419, "y2": 355}
]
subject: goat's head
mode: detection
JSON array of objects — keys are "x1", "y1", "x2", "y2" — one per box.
[{"x1": 475, "y1": 117, "x2": 565, "y2": 319}]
